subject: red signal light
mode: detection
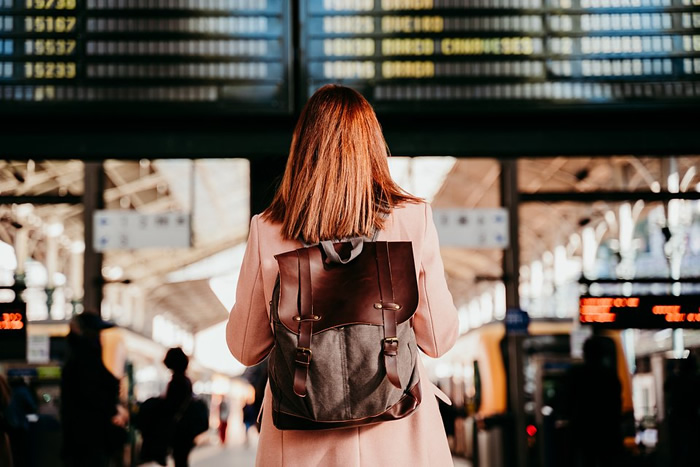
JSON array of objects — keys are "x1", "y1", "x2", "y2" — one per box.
[{"x1": 526, "y1": 425, "x2": 537, "y2": 437}]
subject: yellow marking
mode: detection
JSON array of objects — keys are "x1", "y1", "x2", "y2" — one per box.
[
  {"x1": 381, "y1": 16, "x2": 443, "y2": 33},
  {"x1": 382, "y1": 38, "x2": 434, "y2": 56},
  {"x1": 382, "y1": 61, "x2": 435, "y2": 78},
  {"x1": 381, "y1": 0, "x2": 434, "y2": 10},
  {"x1": 441, "y1": 37, "x2": 534, "y2": 55}
]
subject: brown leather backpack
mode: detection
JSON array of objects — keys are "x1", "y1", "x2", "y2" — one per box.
[{"x1": 268, "y1": 239, "x2": 422, "y2": 430}]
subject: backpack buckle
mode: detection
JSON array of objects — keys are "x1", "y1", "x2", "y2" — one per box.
[
  {"x1": 293, "y1": 315, "x2": 321, "y2": 322},
  {"x1": 295, "y1": 347, "x2": 312, "y2": 366},
  {"x1": 383, "y1": 337, "x2": 399, "y2": 356},
  {"x1": 374, "y1": 302, "x2": 402, "y2": 311}
]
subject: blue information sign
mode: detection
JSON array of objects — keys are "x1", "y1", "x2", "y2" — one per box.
[{"x1": 505, "y1": 308, "x2": 530, "y2": 334}]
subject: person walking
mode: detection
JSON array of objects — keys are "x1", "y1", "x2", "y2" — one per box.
[
  {"x1": 567, "y1": 336, "x2": 623, "y2": 467},
  {"x1": 6, "y1": 376, "x2": 38, "y2": 467},
  {"x1": 218, "y1": 397, "x2": 229, "y2": 445},
  {"x1": 60, "y1": 312, "x2": 128, "y2": 467},
  {"x1": 163, "y1": 347, "x2": 195, "y2": 467},
  {"x1": 0, "y1": 374, "x2": 13, "y2": 467},
  {"x1": 226, "y1": 84, "x2": 459, "y2": 466}
]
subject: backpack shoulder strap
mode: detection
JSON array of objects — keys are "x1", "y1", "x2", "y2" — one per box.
[
  {"x1": 292, "y1": 247, "x2": 319, "y2": 397},
  {"x1": 375, "y1": 241, "x2": 402, "y2": 389}
]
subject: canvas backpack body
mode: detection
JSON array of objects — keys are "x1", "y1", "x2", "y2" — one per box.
[{"x1": 268, "y1": 239, "x2": 422, "y2": 430}]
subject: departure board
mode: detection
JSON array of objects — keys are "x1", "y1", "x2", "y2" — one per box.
[
  {"x1": 580, "y1": 295, "x2": 700, "y2": 329},
  {"x1": 0, "y1": 0, "x2": 291, "y2": 114},
  {"x1": 302, "y1": 0, "x2": 700, "y2": 112}
]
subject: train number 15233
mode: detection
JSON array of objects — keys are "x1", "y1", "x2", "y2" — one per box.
[{"x1": 24, "y1": 61, "x2": 76, "y2": 79}]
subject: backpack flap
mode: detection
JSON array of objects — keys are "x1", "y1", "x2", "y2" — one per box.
[
  {"x1": 273, "y1": 241, "x2": 419, "y2": 335},
  {"x1": 269, "y1": 240, "x2": 422, "y2": 429}
]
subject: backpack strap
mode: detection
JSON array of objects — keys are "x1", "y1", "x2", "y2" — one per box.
[
  {"x1": 293, "y1": 247, "x2": 317, "y2": 397},
  {"x1": 320, "y1": 238, "x2": 363, "y2": 264},
  {"x1": 375, "y1": 242, "x2": 402, "y2": 389}
]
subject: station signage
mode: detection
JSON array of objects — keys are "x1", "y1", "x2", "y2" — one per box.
[
  {"x1": 302, "y1": 0, "x2": 700, "y2": 112},
  {"x1": 93, "y1": 210, "x2": 191, "y2": 251},
  {"x1": 0, "y1": 302, "x2": 27, "y2": 361},
  {"x1": 433, "y1": 208, "x2": 509, "y2": 249},
  {"x1": 579, "y1": 295, "x2": 700, "y2": 329},
  {"x1": 0, "y1": 0, "x2": 292, "y2": 114}
]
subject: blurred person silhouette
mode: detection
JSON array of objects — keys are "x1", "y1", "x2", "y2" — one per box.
[
  {"x1": 567, "y1": 335, "x2": 623, "y2": 467},
  {"x1": 218, "y1": 397, "x2": 229, "y2": 445},
  {"x1": 136, "y1": 347, "x2": 207, "y2": 467},
  {"x1": 241, "y1": 358, "x2": 267, "y2": 441},
  {"x1": 0, "y1": 374, "x2": 13, "y2": 467},
  {"x1": 163, "y1": 347, "x2": 195, "y2": 467},
  {"x1": 242, "y1": 397, "x2": 257, "y2": 447},
  {"x1": 6, "y1": 376, "x2": 38, "y2": 467},
  {"x1": 664, "y1": 355, "x2": 700, "y2": 467},
  {"x1": 436, "y1": 382, "x2": 465, "y2": 452},
  {"x1": 60, "y1": 311, "x2": 128, "y2": 467},
  {"x1": 135, "y1": 395, "x2": 168, "y2": 466}
]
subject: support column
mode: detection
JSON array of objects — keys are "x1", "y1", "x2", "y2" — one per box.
[
  {"x1": 501, "y1": 159, "x2": 527, "y2": 467},
  {"x1": 83, "y1": 162, "x2": 104, "y2": 315}
]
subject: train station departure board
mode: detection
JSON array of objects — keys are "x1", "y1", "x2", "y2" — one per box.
[
  {"x1": 302, "y1": 0, "x2": 700, "y2": 112},
  {"x1": 0, "y1": 0, "x2": 291, "y2": 114}
]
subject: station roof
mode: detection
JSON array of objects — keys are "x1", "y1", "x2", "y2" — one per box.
[
  {"x1": 1, "y1": 155, "x2": 699, "y2": 332},
  {"x1": 146, "y1": 279, "x2": 229, "y2": 334}
]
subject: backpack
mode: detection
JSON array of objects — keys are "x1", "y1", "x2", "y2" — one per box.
[
  {"x1": 178, "y1": 397, "x2": 209, "y2": 439},
  {"x1": 268, "y1": 239, "x2": 422, "y2": 430}
]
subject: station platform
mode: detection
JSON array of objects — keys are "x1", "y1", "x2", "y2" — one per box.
[{"x1": 185, "y1": 442, "x2": 472, "y2": 467}]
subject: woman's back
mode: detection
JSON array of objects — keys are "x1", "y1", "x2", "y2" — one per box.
[
  {"x1": 226, "y1": 85, "x2": 459, "y2": 466},
  {"x1": 227, "y1": 202, "x2": 459, "y2": 466}
]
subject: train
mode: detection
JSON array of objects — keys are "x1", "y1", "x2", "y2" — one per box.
[{"x1": 436, "y1": 319, "x2": 634, "y2": 467}]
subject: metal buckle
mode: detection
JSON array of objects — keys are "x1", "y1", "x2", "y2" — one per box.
[
  {"x1": 293, "y1": 315, "x2": 321, "y2": 322},
  {"x1": 295, "y1": 347, "x2": 312, "y2": 366},
  {"x1": 374, "y1": 302, "x2": 402, "y2": 311},
  {"x1": 383, "y1": 338, "x2": 399, "y2": 356}
]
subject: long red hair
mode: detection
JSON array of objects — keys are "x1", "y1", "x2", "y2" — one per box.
[{"x1": 263, "y1": 85, "x2": 420, "y2": 243}]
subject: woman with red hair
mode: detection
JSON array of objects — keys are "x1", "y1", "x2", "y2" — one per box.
[{"x1": 227, "y1": 84, "x2": 459, "y2": 466}]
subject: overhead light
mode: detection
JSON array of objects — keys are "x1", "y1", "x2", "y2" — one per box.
[
  {"x1": 14, "y1": 204, "x2": 34, "y2": 218},
  {"x1": 102, "y1": 266, "x2": 124, "y2": 281},
  {"x1": 71, "y1": 241, "x2": 85, "y2": 254},
  {"x1": 45, "y1": 222, "x2": 64, "y2": 237}
]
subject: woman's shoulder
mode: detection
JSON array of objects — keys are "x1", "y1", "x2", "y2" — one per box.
[
  {"x1": 391, "y1": 200, "x2": 430, "y2": 223},
  {"x1": 249, "y1": 213, "x2": 301, "y2": 253},
  {"x1": 252, "y1": 212, "x2": 281, "y2": 228},
  {"x1": 380, "y1": 201, "x2": 433, "y2": 242}
]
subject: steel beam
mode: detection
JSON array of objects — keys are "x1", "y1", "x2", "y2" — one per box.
[
  {"x1": 501, "y1": 159, "x2": 528, "y2": 467},
  {"x1": 83, "y1": 162, "x2": 104, "y2": 315},
  {"x1": 520, "y1": 191, "x2": 700, "y2": 203},
  {"x1": 0, "y1": 195, "x2": 82, "y2": 205}
]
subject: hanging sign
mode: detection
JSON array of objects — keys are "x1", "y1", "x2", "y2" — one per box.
[
  {"x1": 93, "y1": 210, "x2": 191, "y2": 251},
  {"x1": 433, "y1": 208, "x2": 509, "y2": 249}
]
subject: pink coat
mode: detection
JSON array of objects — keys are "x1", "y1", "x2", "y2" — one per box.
[{"x1": 226, "y1": 201, "x2": 459, "y2": 467}]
